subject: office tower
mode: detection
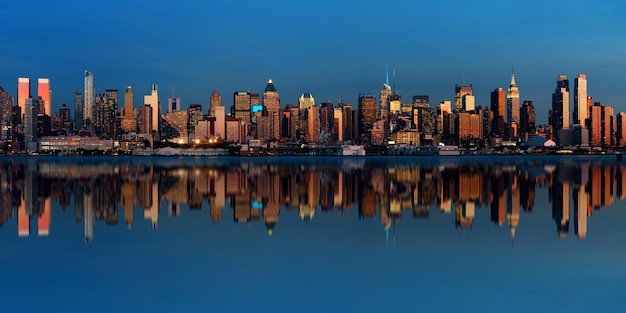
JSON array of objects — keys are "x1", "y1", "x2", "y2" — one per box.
[
  {"x1": 320, "y1": 102, "x2": 334, "y2": 141},
  {"x1": 24, "y1": 98, "x2": 38, "y2": 149},
  {"x1": 389, "y1": 95, "x2": 401, "y2": 114},
  {"x1": 520, "y1": 100, "x2": 536, "y2": 135},
  {"x1": 306, "y1": 102, "x2": 320, "y2": 143},
  {"x1": 489, "y1": 88, "x2": 504, "y2": 138},
  {"x1": 215, "y1": 106, "x2": 225, "y2": 139},
  {"x1": 574, "y1": 74, "x2": 588, "y2": 125},
  {"x1": 462, "y1": 94, "x2": 475, "y2": 111},
  {"x1": 506, "y1": 71, "x2": 520, "y2": 124},
  {"x1": 299, "y1": 92, "x2": 315, "y2": 111},
  {"x1": 454, "y1": 84, "x2": 472, "y2": 112},
  {"x1": 209, "y1": 90, "x2": 222, "y2": 117},
  {"x1": 188, "y1": 104, "x2": 204, "y2": 134},
  {"x1": 37, "y1": 78, "x2": 51, "y2": 116},
  {"x1": 437, "y1": 100, "x2": 451, "y2": 135},
  {"x1": 233, "y1": 91, "x2": 251, "y2": 125},
  {"x1": 380, "y1": 83, "x2": 391, "y2": 120},
  {"x1": 413, "y1": 95, "x2": 429, "y2": 108},
  {"x1": 138, "y1": 105, "x2": 152, "y2": 134},
  {"x1": 122, "y1": 86, "x2": 135, "y2": 132},
  {"x1": 0, "y1": 87, "x2": 13, "y2": 140},
  {"x1": 589, "y1": 103, "x2": 614, "y2": 148},
  {"x1": 333, "y1": 107, "x2": 343, "y2": 142},
  {"x1": 358, "y1": 93, "x2": 376, "y2": 136},
  {"x1": 263, "y1": 79, "x2": 280, "y2": 112},
  {"x1": 59, "y1": 104, "x2": 71, "y2": 132},
  {"x1": 551, "y1": 75, "x2": 570, "y2": 131},
  {"x1": 84, "y1": 71, "x2": 95, "y2": 123},
  {"x1": 168, "y1": 96, "x2": 180, "y2": 113},
  {"x1": 74, "y1": 92, "x2": 83, "y2": 130},
  {"x1": 225, "y1": 117, "x2": 242, "y2": 143},
  {"x1": 617, "y1": 112, "x2": 626, "y2": 146},
  {"x1": 144, "y1": 84, "x2": 159, "y2": 133},
  {"x1": 17, "y1": 77, "x2": 30, "y2": 120},
  {"x1": 456, "y1": 111, "x2": 482, "y2": 140}
]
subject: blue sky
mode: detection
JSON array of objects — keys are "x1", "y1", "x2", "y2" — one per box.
[{"x1": 1, "y1": 0, "x2": 625, "y2": 124}]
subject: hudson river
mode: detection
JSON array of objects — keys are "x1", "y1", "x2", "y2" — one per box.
[{"x1": 1, "y1": 155, "x2": 625, "y2": 312}]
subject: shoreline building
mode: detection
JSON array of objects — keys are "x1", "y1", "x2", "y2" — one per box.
[{"x1": 455, "y1": 84, "x2": 473, "y2": 112}]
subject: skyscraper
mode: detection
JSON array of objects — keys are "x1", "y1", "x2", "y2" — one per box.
[
  {"x1": 263, "y1": 79, "x2": 280, "y2": 112},
  {"x1": 520, "y1": 100, "x2": 536, "y2": 135},
  {"x1": 574, "y1": 74, "x2": 588, "y2": 125},
  {"x1": 122, "y1": 86, "x2": 135, "y2": 132},
  {"x1": 506, "y1": 71, "x2": 520, "y2": 124},
  {"x1": 358, "y1": 93, "x2": 377, "y2": 137},
  {"x1": 168, "y1": 96, "x2": 180, "y2": 113},
  {"x1": 233, "y1": 91, "x2": 251, "y2": 125},
  {"x1": 490, "y1": 88, "x2": 506, "y2": 137},
  {"x1": 299, "y1": 92, "x2": 315, "y2": 111},
  {"x1": 144, "y1": 84, "x2": 159, "y2": 133},
  {"x1": 37, "y1": 78, "x2": 51, "y2": 116},
  {"x1": 551, "y1": 75, "x2": 570, "y2": 131},
  {"x1": 17, "y1": 77, "x2": 30, "y2": 119},
  {"x1": 209, "y1": 90, "x2": 222, "y2": 117},
  {"x1": 454, "y1": 84, "x2": 472, "y2": 112},
  {"x1": 84, "y1": 71, "x2": 95, "y2": 123},
  {"x1": 74, "y1": 92, "x2": 83, "y2": 130}
]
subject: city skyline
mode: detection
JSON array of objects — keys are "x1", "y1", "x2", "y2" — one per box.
[{"x1": 1, "y1": 1, "x2": 625, "y2": 123}]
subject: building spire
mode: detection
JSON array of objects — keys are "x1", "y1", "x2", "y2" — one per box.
[
  {"x1": 510, "y1": 64, "x2": 517, "y2": 86},
  {"x1": 385, "y1": 65, "x2": 389, "y2": 86}
]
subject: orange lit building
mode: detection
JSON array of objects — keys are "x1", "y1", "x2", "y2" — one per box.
[{"x1": 37, "y1": 78, "x2": 51, "y2": 116}]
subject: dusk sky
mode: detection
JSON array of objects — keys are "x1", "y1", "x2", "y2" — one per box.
[{"x1": 1, "y1": 0, "x2": 625, "y2": 124}]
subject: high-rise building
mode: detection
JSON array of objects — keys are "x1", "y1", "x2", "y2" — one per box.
[
  {"x1": 59, "y1": 103, "x2": 71, "y2": 132},
  {"x1": 168, "y1": 96, "x2": 180, "y2": 113},
  {"x1": 24, "y1": 97, "x2": 38, "y2": 149},
  {"x1": 188, "y1": 104, "x2": 204, "y2": 134},
  {"x1": 574, "y1": 74, "x2": 588, "y2": 125},
  {"x1": 320, "y1": 102, "x2": 334, "y2": 142},
  {"x1": 0, "y1": 87, "x2": 14, "y2": 138},
  {"x1": 37, "y1": 78, "x2": 51, "y2": 116},
  {"x1": 122, "y1": 86, "x2": 135, "y2": 132},
  {"x1": 436, "y1": 100, "x2": 452, "y2": 135},
  {"x1": 299, "y1": 92, "x2": 315, "y2": 111},
  {"x1": 520, "y1": 100, "x2": 536, "y2": 135},
  {"x1": 490, "y1": 88, "x2": 506, "y2": 137},
  {"x1": 551, "y1": 75, "x2": 570, "y2": 131},
  {"x1": 74, "y1": 92, "x2": 83, "y2": 130},
  {"x1": 333, "y1": 107, "x2": 343, "y2": 142},
  {"x1": 380, "y1": 83, "x2": 391, "y2": 120},
  {"x1": 263, "y1": 79, "x2": 280, "y2": 112},
  {"x1": 506, "y1": 71, "x2": 520, "y2": 124},
  {"x1": 215, "y1": 106, "x2": 225, "y2": 140},
  {"x1": 618, "y1": 112, "x2": 626, "y2": 147},
  {"x1": 358, "y1": 93, "x2": 377, "y2": 137},
  {"x1": 17, "y1": 77, "x2": 30, "y2": 120},
  {"x1": 233, "y1": 91, "x2": 251, "y2": 125},
  {"x1": 84, "y1": 71, "x2": 95, "y2": 123},
  {"x1": 455, "y1": 84, "x2": 472, "y2": 112},
  {"x1": 462, "y1": 94, "x2": 475, "y2": 111},
  {"x1": 144, "y1": 84, "x2": 159, "y2": 133},
  {"x1": 209, "y1": 90, "x2": 222, "y2": 117},
  {"x1": 306, "y1": 100, "x2": 320, "y2": 143}
]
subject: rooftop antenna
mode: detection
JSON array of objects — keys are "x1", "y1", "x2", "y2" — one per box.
[
  {"x1": 392, "y1": 68, "x2": 397, "y2": 95},
  {"x1": 386, "y1": 65, "x2": 389, "y2": 86},
  {"x1": 171, "y1": 87, "x2": 175, "y2": 98}
]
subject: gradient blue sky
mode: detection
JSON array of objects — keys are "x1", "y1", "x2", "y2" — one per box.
[{"x1": 1, "y1": 0, "x2": 625, "y2": 124}]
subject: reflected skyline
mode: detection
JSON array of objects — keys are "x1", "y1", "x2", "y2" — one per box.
[{"x1": 1, "y1": 156, "x2": 625, "y2": 243}]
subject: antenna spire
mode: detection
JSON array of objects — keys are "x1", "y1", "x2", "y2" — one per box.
[
  {"x1": 171, "y1": 87, "x2": 175, "y2": 98},
  {"x1": 392, "y1": 68, "x2": 397, "y2": 95}
]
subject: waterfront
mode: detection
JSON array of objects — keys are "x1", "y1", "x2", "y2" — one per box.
[{"x1": 1, "y1": 156, "x2": 626, "y2": 312}]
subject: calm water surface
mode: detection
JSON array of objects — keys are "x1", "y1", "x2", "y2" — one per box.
[{"x1": 1, "y1": 156, "x2": 625, "y2": 312}]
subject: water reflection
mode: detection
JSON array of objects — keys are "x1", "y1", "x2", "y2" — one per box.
[{"x1": 0, "y1": 156, "x2": 623, "y2": 242}]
